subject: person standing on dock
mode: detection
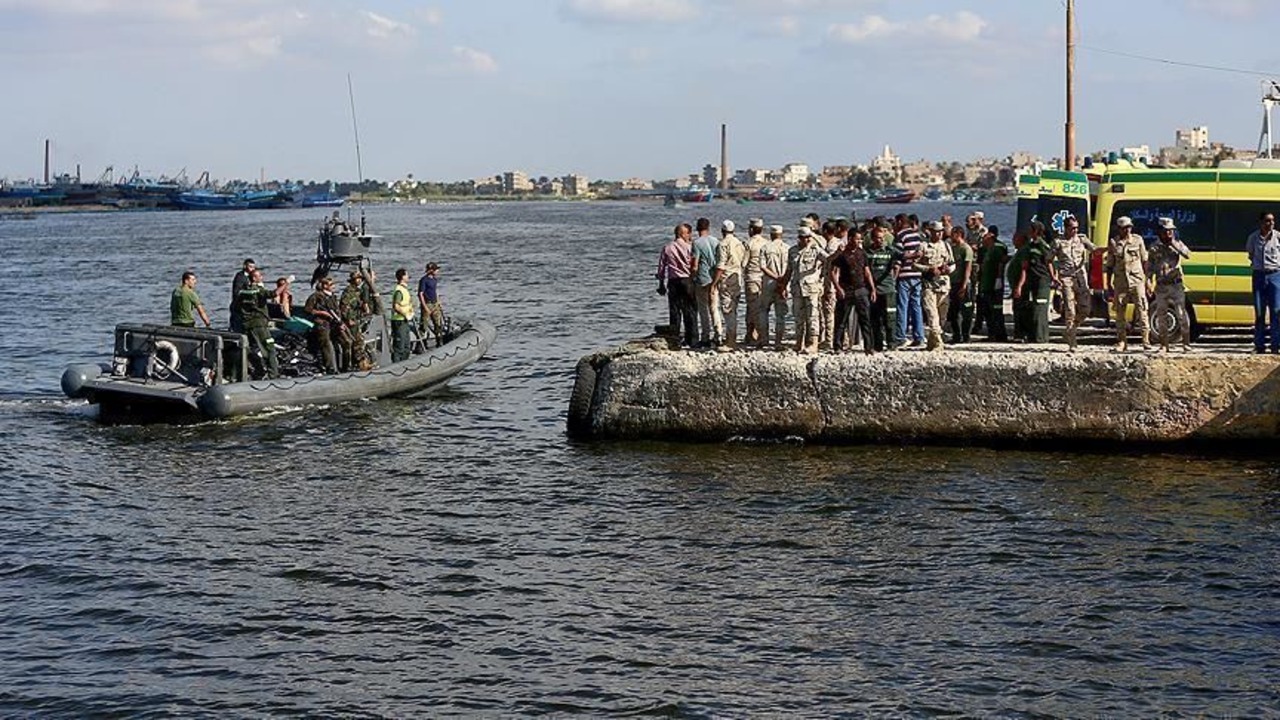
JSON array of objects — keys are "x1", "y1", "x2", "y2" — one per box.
[
  {"x1": 1052, "y1": 215, "x2": 1095, "y2": 351},
  {"x1": 1008, "y1": 232, "x2": 1031, "y2": 342},
  {"x1": 866, "y1": 221, "x2": 898, "y2": 352},
  {"x1": 170, "y1": 271, "x2": 212, "y2": 329},
  {"x1": 783, "y1": 226, "x2": 828, "y2": 354},
  {"x1": 742, "y1": 218, "x2": 767, "y2": 347},
  {"x1": 1016, "y1": 221, "x2": 1057, "y2": 344},
  {"x1": 713, "y1": 219, "x2": 746, "y2": 351},
  {"x1": 1245, "y1": 211, "x2": 1280, "y2": 354},
  {"x1": 656, "y1": 223, "x2": 696, "y2": 348},
  {"x1": 892, "y1": 214, "x2": 925, "y2": 348},
  {"x1": 229, "y1": 258, "x2": 256, "y2": 334},
  {"x1": 759, "y1": 224, "x2": 790, "y2": 348},
  {"x1": 690, "y1": 217, "x2": 721, "y2": 348},
  {"x1": 1104, "y1": 216, "x2": 1151, "y2": 352},
  {"x1": 831, "y1": 229, "x2": 874, "y2": 353},
  {"x1": 977, "y1": 227, "x2": 1008, "y2": 342},
  {"x1": 1148, "y1": 218, "x2": 1193, "y2": 352},
  {"x1": 818, "y1": 218, "x2": 847, "y2": 352},
  {"x1": 915, "y1": 221, "x2": 955, "y2": 351},
  {"x1": 946, "y1": 225, "x2": 975, "y2": 344},
  {"x1": 966, "y1": 212, "x2": 988, "y2": 336}
]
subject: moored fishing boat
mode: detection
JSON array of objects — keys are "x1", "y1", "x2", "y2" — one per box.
[{"x1": 873, "y1": 188, "x2": 916, "y2": 204}]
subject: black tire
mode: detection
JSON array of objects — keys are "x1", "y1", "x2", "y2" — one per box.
[{"x1": 566, "y1": 358, "x2": 599, "y2": 438}]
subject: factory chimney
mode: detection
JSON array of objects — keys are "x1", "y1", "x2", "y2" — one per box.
[{"x1": 719, "y1": 124, "x2": 728, "y2": 191}]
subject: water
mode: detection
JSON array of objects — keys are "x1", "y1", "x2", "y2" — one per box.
[{"x1": 1, "y1": 203, "x2": 1278, "y2": 717}]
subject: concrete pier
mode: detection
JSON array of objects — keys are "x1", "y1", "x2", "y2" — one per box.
[{"x1": 567, "y1": 340, "x2": 1280, "y2": 445}]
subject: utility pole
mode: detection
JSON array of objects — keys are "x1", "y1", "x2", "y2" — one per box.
[
  {"x1": 719, "y1": 123, "x2": 728, "y2": 191},
  {"x1": 1065, "y1": 0, "x2": 1076, "y2": 171}
]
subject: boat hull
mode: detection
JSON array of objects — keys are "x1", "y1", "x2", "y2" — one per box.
[{"x1": 64, "y1": 319, "x2": 496, "y2": 421}]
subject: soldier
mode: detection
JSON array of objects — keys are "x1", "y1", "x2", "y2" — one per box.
[
  {"x1": 235, "y1": 269, "x2": 279, "y2": 379},
  {"x1": 1148, "y1": 217, "x2": 1193, "y2": 352},
  {"x1": 783, "y1": 226, "x2": 828, "y2": 354},
  {"x1": 915, "y1": 220, "x2": 955, "y2": 351},
  {"x1": 689, "y1": 217, "x2": 721, "y2": 347},
  {"x1": 340, "y1": 271, "x2": 372, "y2": 369},
  {"x1": 866, "y1": 221, "x2": 898, "y2": 352},
  {"x1": 1052, "y1": 215, "x2": 1096, "y2": 351},
  {"x1": 1008, "y1": 232, "x2": 1031, "y2": 341},
  {"x1": 977, "y1": 227, "x2": 1008, "y2": 341},
  {"x1": 1015, "y1": 221, "x2": 1057, "y2": 344},
  {"x1": 713, "y1": 219, "x2": 746, "y2": 351},
  {"x1": 1104, "y1": 215, "x2": 1151, "y2": 352},
  {"x1": 742, "y1": 218, "x2": 768, "y2": 346},
  {"x1": 759, "y1": 224, "x2": 790, "y2": 348},
  {"x1": 304, "y1": 276, "x2": 342, "y2": 373},
  {"x1": 946, "y1": 225, "x2": 975, "y2": 344}
]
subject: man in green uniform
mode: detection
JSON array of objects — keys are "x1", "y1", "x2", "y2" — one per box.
[
  {"x1": 304, "y1": 276, "x2": 342, "y2": 373},
  {"x1": 170, "y1": 271, "x2": 212, "y2": 328},
  {"x1": 866, "y1": 222, "x2": 898, "y2": 352},
  {"x1": 340, "y1": 271, "x2": 372, "y2": 370},
  {"x1": 236, "y1": 269, "x2": 279, "y2": 379},
  {"x1": 1007, "y1": 232, "x2": 1030, "y2": 341},
  {"x1": 946, "y1": 226, "x2": 975, "y2": 344},
  {"x1": 977, "y1": 227, "x2": 1008, "y2": 341},
  {"x1": 1015, "y1": 221, "x2": 1057, "y2": 344}
]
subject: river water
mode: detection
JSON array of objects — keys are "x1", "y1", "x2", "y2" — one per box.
[{"x1": 1, "y1": 202, "x2": 1277, "y2": 717}]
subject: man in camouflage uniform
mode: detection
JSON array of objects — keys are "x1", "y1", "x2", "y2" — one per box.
[
  {"x1": 1104, "y1": 215, "x2": 1151, "y2": 352},
  {"x1": 1148, "y1": 217, "x2": 1193, "y2": 352},
  {"x1": 742, "y1": 218, "x2": 768, "y2": 346},
  {"x1": 304, "y1": 276, "x2": 344, "y2": 373},
  {"x1": 784, "y1": 226, "x2": 829, "y2": 354},
  {"x1": 340, "y1": 271, "x2": 373, "y2": 369},
  {"x1": 1052, "y1": 215, "x2": 1096, "y2": 351},
  {"x1": 759, "y1": 224, "x2": 790, "y2": 348},
  {"x1": 915, "y1": 220, "x2": 955, "y2": 351}
]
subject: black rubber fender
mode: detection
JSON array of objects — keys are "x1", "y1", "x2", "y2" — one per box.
[{"x1": 566, "y1": 356, "x2": 602, "y2": 438}]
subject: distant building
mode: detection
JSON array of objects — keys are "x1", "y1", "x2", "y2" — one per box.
[
  {"x1": 1176, "y1": 126, "x2": 1210, "y2": 151},
  {"x1": 780, "y1": 163, "x2": 810, "y2": 186},
  {"x1": 502, "y1": 170, "x2": 533, "y2": 194},
  {"x1": 734, "y1": 168, "x2": 770, "y2": 186},
  {"x1": 871, "y1": 146, "x2": 901, "y2": 180},
  {"x1": 1161, "y1": 126, "x2": 1213, "y2": 166},
  {"x1": 620, "y1": 177, "x2": 653, "y2": 191},
  {"x1": 1120, "y1": 144, "x2": 1152, "y2": 162},
  {"x1": 563, "y1": 173, "x2": 589, "y2": 196},
  {"x1": 701, "y1": 164, "x2": 721, "y2": 188}
]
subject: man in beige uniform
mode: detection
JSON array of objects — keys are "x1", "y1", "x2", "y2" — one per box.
[
  {"x1": 1148, "y1": 217, "x2": 1193, "y2": 352},
  {"x1": 713, "y1": 219, "x2": 747, "y2": 351},
  {"x1": 759, "y1": 224, "x2": 790, "y2": 348},
  {"x1": 784, "y1": 227, "x2": 828, "y2": 354},
  {"x1": 1104, "y1": 215, "x2": 1151, "y2": 352},
  {"x1": 742, "y1": 218, "x2": 768, "y2": 346},
  {"x1": 1052, "y1": 215, "x2": 1096, "y2": 351},
  {"x1": 915, "y1": 220, "x2": 955, "y2": 351}
]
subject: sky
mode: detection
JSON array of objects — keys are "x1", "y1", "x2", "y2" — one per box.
[{"x1": 2, "y1": 0, "x2": 1279, "y2": 184}]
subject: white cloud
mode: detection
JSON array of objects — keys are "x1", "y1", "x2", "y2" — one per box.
[
  {"x1": 363, "y1": 11, "x2": 415, "y2": 38},
  {"x1": 829, "y1": 11, "x2": 987, "y2": 44},
  {"x1": 417, "y1": 7, "x2": 443, "y2": 27},
  {"x1": 561, "y1": 0, "x2": 699, "y2": 25},
  {"x1": 452, "y1": 46, "x2": 498, "y2": 74}
]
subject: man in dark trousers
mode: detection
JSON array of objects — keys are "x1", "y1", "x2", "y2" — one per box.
[
  {"x1": 229, "y1": 258, "x2": 255, "y2": 334},
  {"x1": 236, "y1": 268, "x2": 279, "y2": 379}
]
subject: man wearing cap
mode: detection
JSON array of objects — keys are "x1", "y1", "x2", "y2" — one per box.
[
  {"x1": 742, "y1": 218, "x2": 768, "y2": 347},
  {"x1": 759, "y1": 224, "x2": 790, "y2": 348},
  {"x1": 1052, "y1": 215, "x2": 1096, "y2": 351},
  {"x1": 915, "y1": 220, "x2": 955, "y2": 351},
  {"x1": 1245, "y1": 211, "x2": 1280, "y2": 354},
  {"x1": 713, "y1": 219, "x2": 746, "y2": 351},
  {"x1": 656, "y1": 223, "x2": 696, "y2": 348},
  {"x1": 1104, "y1": 215, "x2": 1151, "y2": 352},
  {"x1": 417, "y1": 262, "x2": 445, "y2": 349},
  {"x1": 689, "y1": 218, "x2": 721, "y2": 348},
  {"x1": 341, "y1": 271, "x2": 372, "y2": 369},
  {"x1": 229, "y1": 257, "x2": 256, "y2": 334},
  {"x1": 783, "y1": 226, "x2": 828, "y2": 354},
  {"x1": 1148, "y1": 217, "x2": 1193, "y2": 352}
]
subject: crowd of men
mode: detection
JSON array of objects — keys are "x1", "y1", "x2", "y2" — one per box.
[
  {"x1": 654, "y1": 208, "x2": 1240, "y2": 355},
  {"x1": 168, "y1": 255, "x2": 447, "y2": 379}
]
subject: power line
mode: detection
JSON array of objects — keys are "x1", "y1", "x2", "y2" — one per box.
[{"x1": 1079, "y1": 45, "x2": 1277, "y2": 79}]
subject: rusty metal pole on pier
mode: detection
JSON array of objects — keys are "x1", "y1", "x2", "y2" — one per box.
[{"x1": 1065, "y1": 0, "x2": 1076, "y2": 171}]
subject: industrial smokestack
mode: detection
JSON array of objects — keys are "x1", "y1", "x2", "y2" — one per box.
[
  {"x1": 719, "y1": 124, "x2": 728, "y2": 191},
  {"x1": 44, "y1": 139, "x2": 50, "y2": 184}
]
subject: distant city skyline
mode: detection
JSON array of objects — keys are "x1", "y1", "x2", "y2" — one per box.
[{"x1": 2, "y1": 0, "x2": 1278, "y2": 183}]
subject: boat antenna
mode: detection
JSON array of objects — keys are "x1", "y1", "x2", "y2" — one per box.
[{"x1": 347, "y1": 73, "x2": 365, "y2": 233}]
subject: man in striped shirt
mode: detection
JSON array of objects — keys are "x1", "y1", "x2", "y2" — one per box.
[{"x1": 893, "y1": 213, "x2": 925, "y2": 347}]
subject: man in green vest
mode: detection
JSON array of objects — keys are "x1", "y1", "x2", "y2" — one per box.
[{"x1": 391, "y1": 267, "x2": 415, "y2": 363}]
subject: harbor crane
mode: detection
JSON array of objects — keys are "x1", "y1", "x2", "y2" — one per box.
[{"x1": 1256, "y1": 80, "x2": 1280, "y2": 158}]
